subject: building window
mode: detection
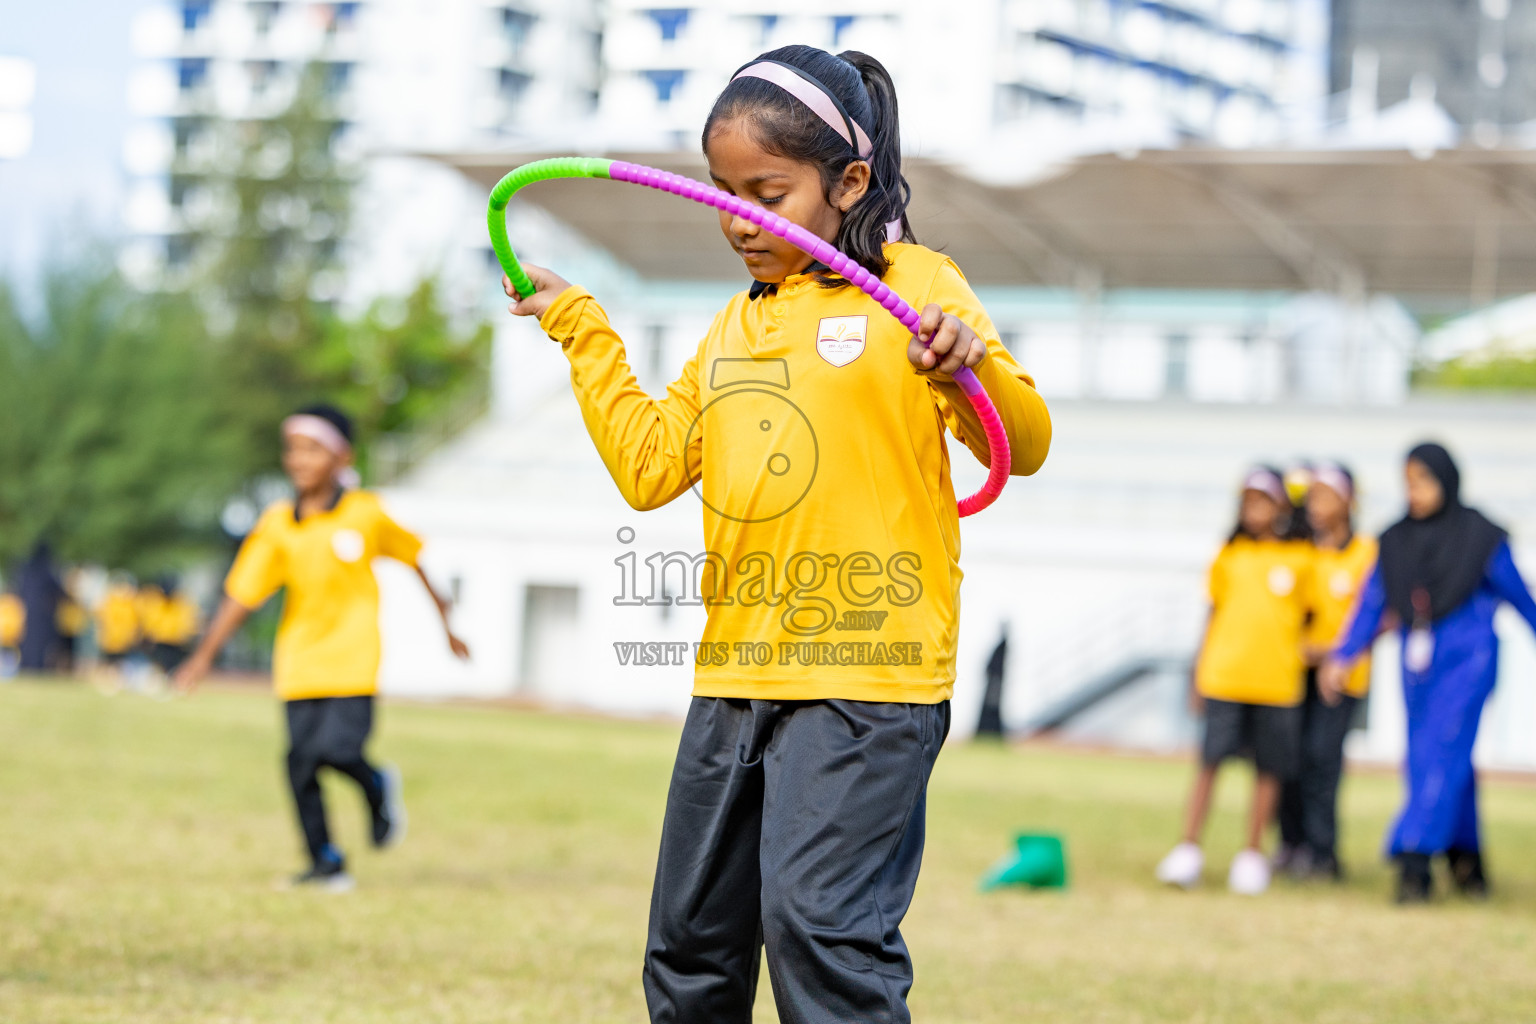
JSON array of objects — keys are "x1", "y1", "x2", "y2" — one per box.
[
  {"x1": 182, "y1": 0, "x2": 212, "y2": 32},
  {"x1": 323, "y1": 61, "x2": 353, "y2": 98},
  {"x1": 499, "y1": 68, "x2": 531, "y2": 102},
  {"x1": 1165, "y1": 332, "x2": 1189, "y2": 397},
  {"x1": 172, "y1": 117, "x2": 205, "y2": 156},
  {"x1": 251, "y1": 2, "x2": 281, "y2": 36},
  {"x1": 177, "y1": 58, "x2": 209, "y2": 91},
  {"x1": 831, "y1": 15, "x2": 857, "y2": 48},
  {"x1": 247, "y1": 60, "x2": 278, "y2": 97},
  {"x1": 503, "y1": 7, "x2": 535, "y2": 51},
  {"x1": 645, "y1": 8, "x2": 690, "y2": 42},
  {"x1": 334, "y1": 2, "x2": 360, "y2": 29},
  {"x1": 755, "y1": 14, "x2": 778, "y2": 46},
  {"x1": 643, "y1": 69, "x2": 687, "y2": 104}
]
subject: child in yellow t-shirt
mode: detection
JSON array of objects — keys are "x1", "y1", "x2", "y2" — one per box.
[
  {"x1": 140, "y1": 579, "x2": 201, "y2": 674},
  {"x1": 505, "y1": 45, "x2": 1050, "y2": 1022},
  {"x1": 1276, "y1": 462, "x2": 1376, "y2": 880},
  {"x1": 54, "y1": 584, "x2": 87, "y2": 674},
  {"x1": 95, "y1": 581, "x2": 142, "y2": 664},
  {"x1": 175, "y1": 404, "x2": 469, "y2": 890},
  {"x1": 1157, "y1": 466, "x2": 1312, "y2": 895},
  {"x1": 0, "y1": 590, "x2": 24, "y2": 676}
]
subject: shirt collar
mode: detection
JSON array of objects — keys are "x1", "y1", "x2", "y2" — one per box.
[
  {"x1": 748, "y1": 260, "x2": 831, "y2": 300},
  {"x1": 293, "y1": 486, "x2": 347, "y2": 523}
]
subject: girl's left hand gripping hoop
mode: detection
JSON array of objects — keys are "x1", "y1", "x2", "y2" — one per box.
[{"x1": 488, "y1": 158, "x2": 1011, "y2": 516}]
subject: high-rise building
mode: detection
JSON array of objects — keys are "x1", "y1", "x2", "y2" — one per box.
[
  {"x1": 1330, "y1": 0, "x2": 1536, "y2": 139},
  {"x1": 485, "y1": 1, "x2": 1377, "y2": 415},
  {"x1": 997, "y1": 0, "x2": 1328, "y2": 146},
  {"x1": 596, "y1": 0, "x2": 1328, "y2": 156},
  {"x1": 120, "y1": 0, "x2": 602, "y2": 297}
]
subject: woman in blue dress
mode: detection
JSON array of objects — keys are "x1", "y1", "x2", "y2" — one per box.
[{"x1": 1323, "y1": 443, "x2": 1536, "y2": 903}]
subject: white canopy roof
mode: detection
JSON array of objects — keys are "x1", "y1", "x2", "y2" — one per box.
[{"x1": 439, "y1": 145, "x2": 1536, "y2": 300}]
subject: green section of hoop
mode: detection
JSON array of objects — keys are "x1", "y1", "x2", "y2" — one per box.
[{"x1": 487, "y1": 157, "x2": 613, "y2": 299}]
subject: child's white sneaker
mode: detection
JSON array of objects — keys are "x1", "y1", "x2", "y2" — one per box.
[
  {"x1": 1228, "y1": 849, "x2": 1271, "y2": 895},
  {"x1": 1155, "y1": 842, "x2": 1204, "y2": 888}
]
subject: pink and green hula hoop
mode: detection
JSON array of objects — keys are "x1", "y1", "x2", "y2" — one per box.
[{"x1": 488, "y1": 157, "x2": 1010, "y2": 517}]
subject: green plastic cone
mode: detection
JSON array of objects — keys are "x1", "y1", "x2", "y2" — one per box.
[{"x1": 979, "y1": 833, "x2": 1068, "y2": 891}]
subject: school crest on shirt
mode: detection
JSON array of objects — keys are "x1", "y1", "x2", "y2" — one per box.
[
  {"x1": 1267, "y1": 565, "x2": 1296, "y2": 597},
  {"x1": 816, "y1": 315, "x2": 867, "y2": 367},
  {"x1": 331, "y1": 529, "x2": 365, "y2": 564}
]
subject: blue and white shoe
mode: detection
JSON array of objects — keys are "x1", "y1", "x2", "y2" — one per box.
[
  {"x1": 290, "y1": 847, "x2": 354, "y2": 892},
  {"x1": 372, "y1": 764, "x2": 406, "y2": 849}
]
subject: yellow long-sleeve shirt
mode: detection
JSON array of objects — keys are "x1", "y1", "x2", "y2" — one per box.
[{"x1": 540, "y1": 242, "x2": 1051, "y2": 703}]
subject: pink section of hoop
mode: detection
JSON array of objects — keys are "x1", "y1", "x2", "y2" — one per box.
[{"x1": 607, "y1": 160, "x2": 1010, "y2": 515}]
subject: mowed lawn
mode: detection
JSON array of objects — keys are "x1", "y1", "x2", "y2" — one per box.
[{"x1": 2, "y1": 681, "x2": 1535, "y2": 1023}]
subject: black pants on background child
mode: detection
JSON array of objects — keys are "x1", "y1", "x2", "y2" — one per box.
[
  {"x1": 1278, "y1": 671, "x2": 1358, "y2": 877},
  {"x1": 285, "y1": 695, "x2": 393, "y2": 871}
]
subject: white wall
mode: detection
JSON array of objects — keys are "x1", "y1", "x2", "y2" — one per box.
[{"x1": 377, "y1": 394, "x2": 1536, "y2": 770}]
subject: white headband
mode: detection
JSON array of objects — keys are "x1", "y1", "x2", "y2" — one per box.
[
  {"x1": 732, "y1": 61, "x2": 873, "y2": 159},
  {"x1": 729, "y1": 61, "x2": 903, "y2": 244},
  {"x1": 1242, "y1": 469, "x2": 1288, "y2": 507},
  {"x1": 283, "y1": 414, "x2": 352, "y2": 458},
  {"x1": 1313, "y1": 464, "x2": 1354, "y2": 503}
]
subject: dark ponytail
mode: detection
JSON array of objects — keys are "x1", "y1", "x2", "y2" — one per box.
[{"x1": 703, "y1": 45, "x2": 914, "y2": 283}]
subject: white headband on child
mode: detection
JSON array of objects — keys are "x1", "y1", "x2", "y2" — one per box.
[
  {"x1": 730, "y1": 60, "x2": 903, "y2": 244},
  {"x1": 1242, "y1": 468, "x2": 1288, "y2": 507},
  {"x1": 733, "y1": 61, "x2": 873, "y2": 158},
  {"x1": 283, "y1": 414, "x2": 352, "y2": 457},
  {"x1": 1313, "y1": 464, "x2": 1354, "y2": 503},
  {"x1": 282, "y1": 414, "x2": 361, "y2": 489}
]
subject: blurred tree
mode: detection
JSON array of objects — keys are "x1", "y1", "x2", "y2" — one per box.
[
  {"x1": 190, "y1": 62, "x2": 359, "y2": 480},
  {"x1": 305, "y1": 278, "x2": 493, "y2": 478},
  {"x1": 187, "y1": 61, "x2": 491, "y2": 480},
  {"x1": 0, "y1": 260, "x2": 254, "y2": 573},
  {"x1": 0, "y1": 64, "x2": 491, "y2": 576},
  {"x1": 1418, "y1": 354, "x2": 1536, "y2": 390}
]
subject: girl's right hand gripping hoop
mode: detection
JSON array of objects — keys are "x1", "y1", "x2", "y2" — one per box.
[{"x1": 489, "y1": 158, "x2": 1011, "y2": 517}]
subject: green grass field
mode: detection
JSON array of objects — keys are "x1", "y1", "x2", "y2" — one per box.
[{"x1": 2, "y1": 680, "x2": 1534, "y2": 1023}]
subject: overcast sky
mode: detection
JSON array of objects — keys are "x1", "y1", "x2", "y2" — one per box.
[{"x1": 0, "y1": 1, "x2": 137, "y2": 301}]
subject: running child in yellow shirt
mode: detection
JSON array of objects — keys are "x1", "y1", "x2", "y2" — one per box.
[
  {"x1": 506, "y1": 45, "x2": 1050, "y2": 1023},
  {"x1": 1157, "y1": 466, "x2": 1313, "y2": 895},
  {"x1": 175, "y1": 404, "x2": 469, "y2": 889}
]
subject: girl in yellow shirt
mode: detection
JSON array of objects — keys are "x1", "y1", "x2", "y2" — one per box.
[
  {"x1": 1158, "y1": 466, "x2": 1312, "y2": 895},
  {"x1": 506, "y1": 45, "x2": 1050, "y2": 1023},
  {"x1": 1277, "y1": 462, "x2": 1376, "y2": 880},
  {"x1": 95, "y1": 581, "x2": 142, "y2": 663}
]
